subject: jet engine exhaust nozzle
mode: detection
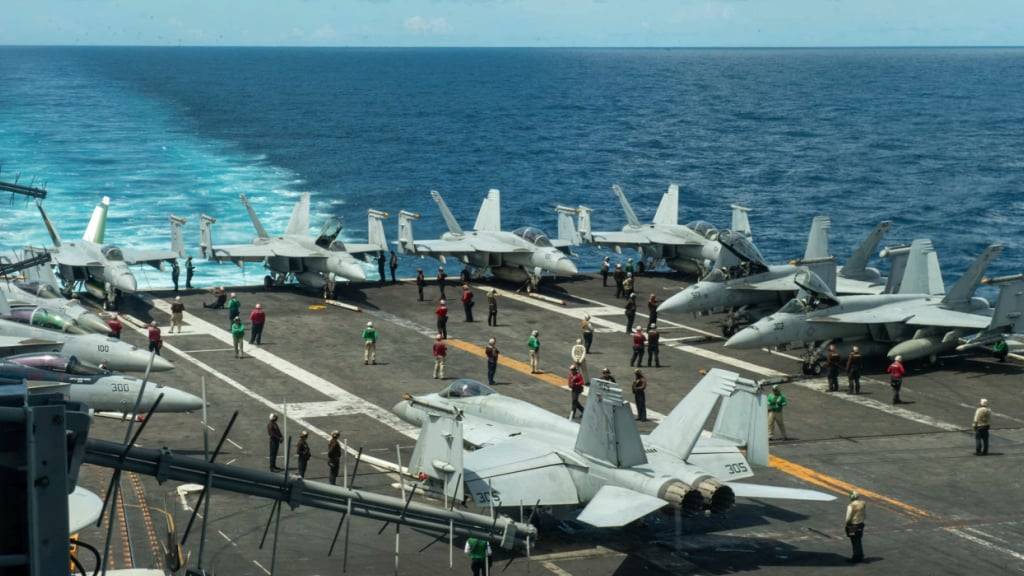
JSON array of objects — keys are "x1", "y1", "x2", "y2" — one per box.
[
  {"x1": 698, "y1": 479, "x2": 735, "y2": 514},
  {"x1": 658, "y1": 479, "x2": 705, "y2": 516}
]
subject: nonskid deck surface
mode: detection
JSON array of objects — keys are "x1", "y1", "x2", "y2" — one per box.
[{"x1": 74, "y1": 273, "x2": 1024, "y2": 575}]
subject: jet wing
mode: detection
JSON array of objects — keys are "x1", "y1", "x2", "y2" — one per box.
[
  {"x1": 726, "y1": 482, "x2": 836, "y2": 502},
  {"x1": 50, "y1": 251, "x2": 102, "y2": 267},
  {"x1": 729, "y1": 276, "x2": 797, "y2": 291},
  {"x1": 835, "y1": 276, "x2": 886, "y2": 296},
  {"x1": 411, "y1": 237, "x2": 529, "y2": 255},
  {"x1": 809, "y1": 304, "x2": 915, "y2": 325},
  {"x1": 461, "y1": 417, "x2": 524, "y2": 448},
  {"x1": 0, "y1": 335, "x2": 62, "y2": 355},
  {"x1": 576, "y1": 485, "x2": 667, "y2": 527},
  {"x1": 905, "y1": 307, "x2": 992, "y2": 330},
  {"x1": 463, "y1": 436, "x2": 580, "y2": 507},
  {"x1": 120, "y1": 247, "x2": 180, "y2": 265},
  {"x1": 588, "y1": 230, "x2": 652, "y2": 247},
  {"x1": 207, "y1": 243, "x2": 320, "y2": 261}
]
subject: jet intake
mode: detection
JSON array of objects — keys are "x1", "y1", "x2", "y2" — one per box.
[
  {"x1": 697, "y1": 478, "x2": 735, "y2": 514},
  {"x1": 656, "y1": 479, "x2": 704, "y2": 516}
]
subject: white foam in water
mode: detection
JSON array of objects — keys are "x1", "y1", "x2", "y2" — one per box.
[{"x1": 0, "y1": 58, "x2": 366, "y2": 289}]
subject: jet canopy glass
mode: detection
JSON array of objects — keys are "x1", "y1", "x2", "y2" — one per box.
[
  {"x1": 100, "y1": 246, "x2": 125, "y2": 261},
  {"x1": 512, "y1": 227, "x2": 553, "y2": 248},
  {"x1": 439, "y1": 378, "x2": 495, "y2": 398},
  {"x1": 7, "y1": 354, "x2": 108, "y2": 375},
  {"x1": 686, "y1": 220, "x2": 719, "y2": 240},
  {"x1": 717, "y1": 230, "x2": 767, "y2": 267},
  {"x1": 316, "y1": 217, "x2": 344, "y2": 249}
]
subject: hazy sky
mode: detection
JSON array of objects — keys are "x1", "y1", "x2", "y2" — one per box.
[{"x1": 5, "y1": 0, "x2": 1023, "y2": 47}]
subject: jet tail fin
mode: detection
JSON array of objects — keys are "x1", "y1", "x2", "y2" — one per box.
[
  {"x1": 730, "y1": 205, "x2": 752, "y2": 239},
  {"x1": 880, "y1": 244, "x2": 911, "y2": 294},
  {"x1": 82, "y1": 196, "x2": 109, "y2": 243},
  {"x1": 897, "y1": 239, "x2": 945, "y2": 295},
  {"x1": 576, "y1": 206, "x2": 592, "y2": 242},
  {"x1": 554, "y1": 206, "x2": 581, "y2": 246},
  {"x1": 472, "y1": 189, "x2": 501, "y2": 232},
  {"x1": 710, "y1": 375, "x2": 768, "y2": 466},
  {"x1": 842, "y1": 221, "x2": 892, "y2": 279},
  {"x1": 988, "y1": 277, "x2": 1024, "y2": 333},
  {"x1": 942, "y1": 244, "x2": 1004, "y2": 306},
  {"x1": 611, "y1": 185, "x2": 641, "y2": 228},
  {"x1": 803, "y1": 216, "x2": 831, "y2": 261},
  {"x1": 198, "y1": 215, "x2": 217, "y2": 259},
  {"x1": 575, "y1": 379, "x2": 647, "y2": 468},
  {"x1": 285, "y1": 193, "x2": 311, "y2": 236},
  {"x1": 648, "y1": 368, "x2": 743, "y2": 462},
  {"x1": 407, "y1": 408, "x2": 465, "y2": 501},
  {"x1": 366, "y1": 209, "x2": 389, "y2": 252},
  {"x1": 652, "y1": 184, "x2": 679, "y2": 226},
  {"x1": 35, "y1": 201, "x2": 62, "y2": 247},
  {"x1": 239, "y1": 194, "x2": 270, "y2": 239},
  {"x1": 397, "y1": 210, "x2": 420, "y2": 255},
  {"x1": 169, "y1": 215, "x2": 187, "y2": 258},
  {"x1": 430, "y1": 191, "x2": 464, "y2": 235}
]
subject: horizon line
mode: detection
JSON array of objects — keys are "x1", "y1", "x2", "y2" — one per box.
[{"x1": 2, "y1": 43, "x2": 1024, "y2": 50}]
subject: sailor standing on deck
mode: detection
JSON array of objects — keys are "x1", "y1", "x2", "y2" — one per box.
[
  {"x1": 613, "y1": 264, "x2": 625, "y2": 298},
  {"x1": 415, "y1": 268, "x2": 426, "y2": 301},
  {"x1": 568, "y1": 364, "x2": 585, "y2": 419},
  {"x1": 362, "y1": 321, "x2": 378, "y2": 365},
  {"x1": 147, "y1": 321, "x2": 163, "y2": 356},
  {"x1": 580, "y1": 314, "x2": 594, "y2": 353},
  {"x1": 825, "y1": 344, "x2": 841, "y2": 392},
  {"x1": 624, "y1": 293, "x2": 637, "y2": 334},
  {"x1": 170, "y1": 259, "x2": 180, "y2": 292},
  {"x1": 296, "y1": 431, "x2": 311, "y2": 477},
  {"x1": 647, "y1": 294, "x2": 659, "y2": 328},
  {"x1": 767, "y1": 385, "x2": 788, "y2": 440},
  {"x1": 227, "y1": 293, "x2": 240, "y2": 328},
  {"x1": 486, "y1": 289, "x2": 498, "y2": 326},
  {"x1": 170, "y1": 296, "x2": 185, "y2": 334},
  {"x1": 268, "y1": 414, "x2": 283, "y2": 472},
  {"x1": 973, "y1": 398, "x2": 992, "y2": 455},
  {"x1": 327, "y1": 431, "x2": 342, "y2": 484},
  {"x1": 436, "y1": 300, "x2": 449, "y2": 339},
  {"x1": 432, "y1": 334, "x2": 447, "y2": 379},
  {"x1": 527, "y1": 330, "x2": 541, "y2": 374},
  {"x1": 845, "y1": 492, "x2": 866, "y2": 563},
  {"x1": 630, "y1": 327, "x2": 645, "y2": 367},
  {"x1": 389, "y1": 251, "x2": 399, "y2": 284},
  {"x1": 464, "y1": 536, "x2": 491, "y2": 576},
  {"x1": 886, "y1": 355, "x2": 906, "y2": 404},
  {"x1": 846, "y1": 346, "x2": 863, "y2": 394},
  {"x1": 185, "y1": 256, "x2": 195, "y2": 289},
  {"x1": 437, "y1": 267, "x2": 447, "y2": 299},
  {"x1": 249, "y1": 303, "x2": 266, "y2": 345},
  {"x1": 461, "y1": 284, "x2": 475, "y2": 322},
  {"x1": 107, "y1": 315, "x2": 123, "y2": 339},
  {"x1": 601, "y1": 257, "x2": 611, "y2": 287},
  {"x1": 646, "y1": 324, "x2": 661, "y2": 368},
  {"x1": 231, "y1": 316, "x2": 245, "y2": 358},
  {"x1": 632, "y1": 369, "x2": 648, "y2": 422},
  {"x1": 377, "y1": 253, "x2": 387, "y2": 285},
  {"x1": 485, "y1": 338, "x2": 500, "y2": 386}
]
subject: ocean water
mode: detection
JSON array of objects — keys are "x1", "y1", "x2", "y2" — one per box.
[{"x1": 1, "y1": 47, "x2": 1022, "y2": 292}]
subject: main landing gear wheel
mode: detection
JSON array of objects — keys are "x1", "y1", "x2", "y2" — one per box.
[
  {"x1": 721, "y1": 323, "x2": 737, "y2": 338},
  {"x1": 801, "y1": 361, "x2": 823, "y2": 376}
]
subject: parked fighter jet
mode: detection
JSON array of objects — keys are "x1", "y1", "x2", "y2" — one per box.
[
  {"x1": 1, "y1": 353, "x2": 201, "y2": 413},
  {"x1": 1, "y1": 280, "x2": 110, "y2": 334},
  {"x1": 0, "y1": 290, "x2": 172, "y2": 371},
  {"x1": 575, "y1": 184, "x2": 752, "y2": 275},
  {"x1": 397, "y1": 189, "x2": 578, "y2": 286},
  {"x1": 30, "y1": 197, "x2": 185, "y2": 308},
  {"x1": 199, "y1": 193, "x2": 388, "y2": 288},
  {"x1": 393, "y1": 370, "x2": 833, "y2": 528},
  {"x1": 725, "y1": 241, "x2": 1022, "y2": 367},
  {"x1": 658, "y1": 217, "x2": 890, "y2": 335}
]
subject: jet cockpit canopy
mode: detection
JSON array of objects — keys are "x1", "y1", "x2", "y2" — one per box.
[
  {"x1": 439, "y1": 378, "x2": 495, "y2": 398},
  {"x1": 512, "y1": 227, "x2": 553, "y2": 248}
]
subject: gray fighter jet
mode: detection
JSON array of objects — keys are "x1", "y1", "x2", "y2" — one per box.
[
  {"x1": 576, "y1": 183, "x2": 752, "y2": 275},
  {"x1": 1, "y1": 353, "x2": 201, "y2": 413},
  {"x1": 724, "y1": 241, "x2": 1022, "y2": 366},
  {"x1": 200, "y1": 193, "x2": 388, "y2": 288},
  {"x1": 0, "y1": 289, "x2": 172, "y2": 371},
  {"x1": 1, "y1": 279, "x2": 110, "y2": 334},
  {"x1": 397, "y1": 189, "x2": 578, "y2": 285},
  {"x1": 658, "y1": 217, "x2": 891, "y2": 335},
  {"x1": 30, "y1": 196, "x2": 185, "y2": 307},
  {"x1": 393, "y1": 370, "x2": 833, "y2": 528}
]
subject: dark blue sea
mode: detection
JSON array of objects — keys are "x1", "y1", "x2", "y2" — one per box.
[{"x1": 1, "y1": 47, "x2": 1022, "y2": 291}]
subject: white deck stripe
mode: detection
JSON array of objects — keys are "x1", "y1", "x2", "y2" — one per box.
[
  {"x1": 945, "y1": 528, "x2": 1024, "y2": 568},
  {"x1": 147, "y1": 298, "x2": 420, "y2": 438}
]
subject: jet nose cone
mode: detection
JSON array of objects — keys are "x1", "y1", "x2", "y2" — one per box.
[
  {"x1": 77, "y1": 313, "x2": 112, "y2": 334},
  {"x1": 659, "y1": 289, "x2": 695, "y2": 315},
  {"x1": 113, "y1": 273, "x2": 137, "y2": 293},
  {"x1": 554, "y1": 258, "x2": 578, "y2": 277},
  {"x1": 724, "y1": 326, "x2": 761, "y2": 349},
  {"x1": 159, "y1": 387, "x2": 204, "y2": 412},
  {"x1": 150, "y1": 354, "x2": 175, "y2": 372}
]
